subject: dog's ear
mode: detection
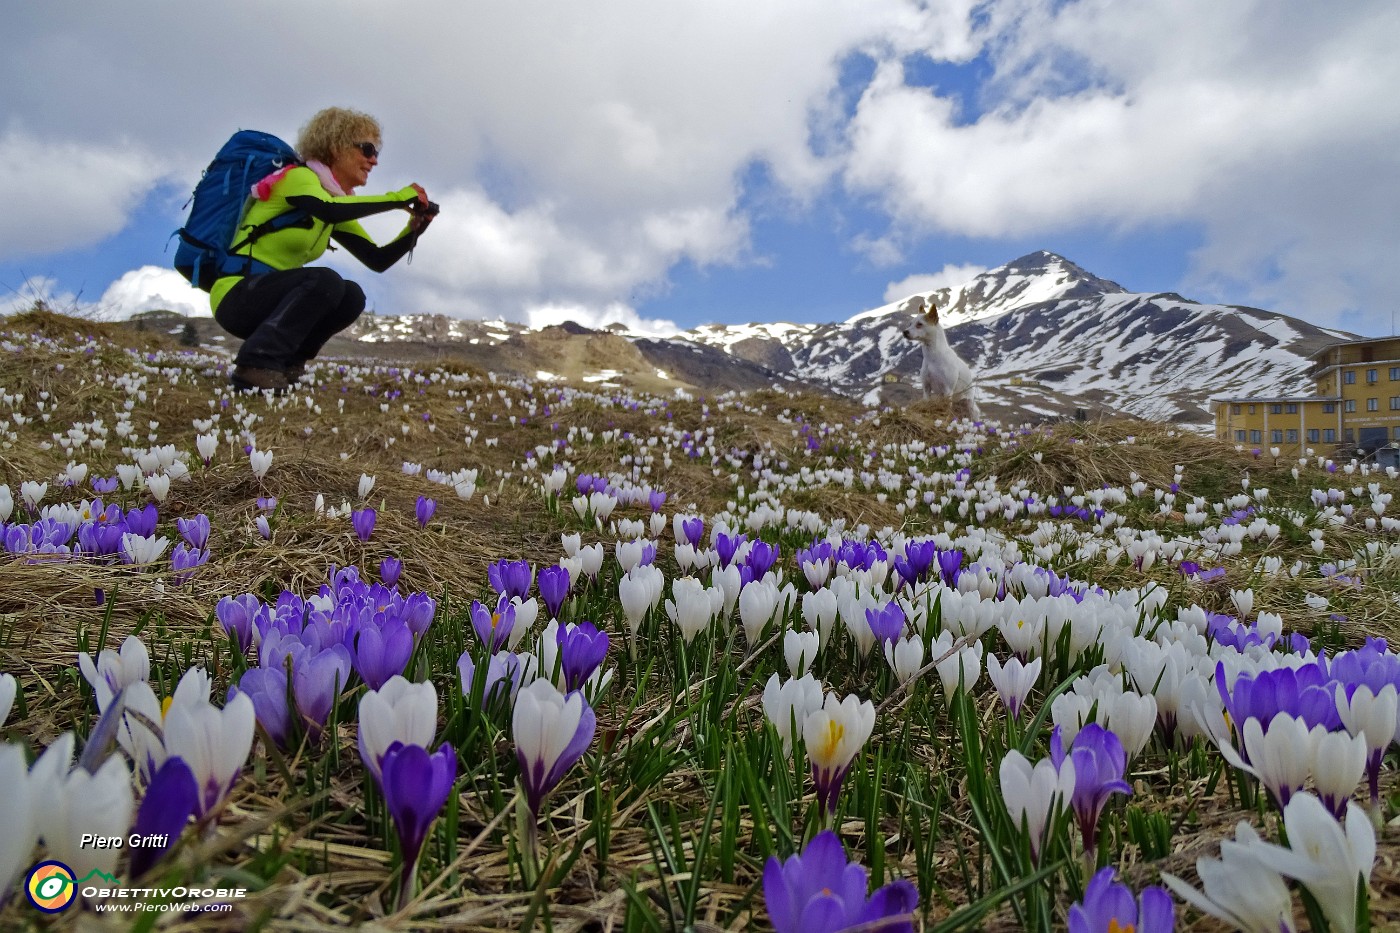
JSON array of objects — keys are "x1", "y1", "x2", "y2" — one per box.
[{"x1": 924, "y1": 301, "x2": 941, "y2": 325}]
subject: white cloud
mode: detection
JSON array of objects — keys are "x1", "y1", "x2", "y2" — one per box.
[
  {"x1": 524, "y1": 301, "x2": 679, "y2": 338},
  {"x1": 98, "y1": 266, "x2": 210, "y2": 320},
  {"x1": 842, "y1": 0, "x2": 1400, "y2": 332},
  {"x1": 884, "y1": 264, "x2": 988, "y2": 304},
  {"x1": 0, "y1": 131, "x2": 164, "y2": 258}
]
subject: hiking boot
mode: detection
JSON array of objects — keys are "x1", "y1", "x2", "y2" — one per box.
[
  {"x1": 286, "y1": 361, "x2": 308, "y2": 383},
  {"x1": 230, "y1": 366, "x2": 291, "y2": 394}
]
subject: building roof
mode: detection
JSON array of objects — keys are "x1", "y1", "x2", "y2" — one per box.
[{"x1": 1309, "y1": 334, "x2": 1400, "y2": 360}]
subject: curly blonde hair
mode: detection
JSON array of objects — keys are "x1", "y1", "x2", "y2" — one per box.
[{"x1": 296, "y1": 107, "x2": 381, "y2": 164}]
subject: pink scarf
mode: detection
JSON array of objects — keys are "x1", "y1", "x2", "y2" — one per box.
[{"x1": 251, "y1": 159, "x2": 345, "y2": 200}]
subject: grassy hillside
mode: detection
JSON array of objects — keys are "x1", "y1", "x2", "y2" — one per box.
[{"x1": 1, "y1": 310, "x2": 1397, "y2": 930}]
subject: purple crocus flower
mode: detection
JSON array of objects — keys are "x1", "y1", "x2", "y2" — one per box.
[
  {"x1": 648, "y1": 489, "x2": 667, "y2": 512},
  {"x1": 376, "y1": 741, "x2": 457, "y2": 908},
  {"x1": 91, "y1": 475, "x2": 119, "y2": 494},
  {"x1": 715, "y1": 532, "x2": 745, "y2": 569},
  {"x1": 1050, "y1": 724, "x2": 1132, "y2": 857},
  {"x1": 865, "y1": 602, "x2": 905, "y2": 646},
  {"x1": 415, "y1": 495, "x2": 436, "y2": 528},
  {"x1": 762, "y1": 830, "x2": 918, "y2": 933},
  {"x1": 538, "y1": 564, "x2": 571, "y2": 620},
  {"x1": 894, "y1": 540, "x2": 936, "y2": 589},
  {"x1": 680, "y1": 516, "x2": 704, "y2": 547},
  {"x1": 936, "y1": 548, "x2": 964, "y2": 587},
  {"x1": 352, "y1": 619, "x2": 415, "y2": 691},
  {"x1": 170, "y1": 544, "x2": 210, "y2": 586},
  {"x1": 470, "y1": 597, "x2": 517, "y2": 653},
  {"x1": 1068, "y1": 867, "x2": 1174, "y2": 933},
  {"x1": 176, "y1": 514, "x2": 211, "y2": 550},
  {"x1": 125, "y1": 504, "x2": 158, "y2": 537},
  {"x1": 231, "y1": 667, "x2": 293, "y2": 749},
  {"x1": 351, "y1": 507, "x2": 377, "y2": 543},
  {"x1": 216, "y1": 593, "x2": 264, "y2": 654},
  {"x1": 128, "y1": 756, "x2": 198, "y2": 878},
  {"x1": 745, "y1": 540, "x2": 779, "y2": 579},
  {"x1": 380, "y1": 556, "x2": 403, "y2": 589},
  {"x1": 488, "y1": 559, "x2": 533, "y2": 601},
  {"x1": 292, "y1": 645, "x2": 352, "y2": 740},
  {"x1": 556, "y1": 621, "x2": 609, "y2": 693}
]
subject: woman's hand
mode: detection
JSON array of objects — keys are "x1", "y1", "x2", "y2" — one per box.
[{"x1": 408, "y1": 183, "x2": 436, "y2": 233}]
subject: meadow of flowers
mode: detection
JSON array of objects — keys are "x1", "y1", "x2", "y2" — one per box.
[{"x1": 1, "y1": 309, "x2": 1398, "y2": 931}]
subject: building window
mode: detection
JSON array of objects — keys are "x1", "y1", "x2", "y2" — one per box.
[
  {"x1": 1367, "y1": 369, "x2": 1379, "y2": 383},
  {"x1": 1285, "y1": 403, "x2": 1298, "y2": 414},
  {"x1": 1391, "y1": 397, "x2": 1400, "y2": 410},
  {"x1": 1390, "y1": 367, "x2": 1400, "y2": 381},
  {"x1": 1230, "y1": 404, "x2": 1241, "y2": 415},
  {"x1": 1308, "y1": 429, "x2": 1320, "y2": 443},
  {"x1": 1324, "y1": 403, "x2": 1336, "y2": 413},
  {"x1": 1271, "y1": 429, "x2": 1283, "y2": 443},
  {"x1": 1345, "y1": 399, "x2": 1357, "y2": 412},
  {"x1": 1269, "y1": 404, "x2": 1282, "y2": 415},
  {"x1": 1368, "y1": 398, "x2": 1380, "y2": 411},
  {"x1": 1248, "y1": 404, "x2": 1256, "y2": 414},
  {"x1": 1324, "y1": 429, "x2": 1337, "y2": 442},
  {"x1": 1286, "y1": 429, "x2": 1298, "y2": 442},
  {"x1": 1250, "y1": 430, "x2": 1262, "y2": 443},
  {"x1": 1235, "y1": 430, "x2": 1247, "y2": 442},
  {"x1": 1344, "y1": 428, "x2": 1355, "y2": 442},
  {"x1": 1345, "y1": 371, "x2": 1356, "y2": 385}
]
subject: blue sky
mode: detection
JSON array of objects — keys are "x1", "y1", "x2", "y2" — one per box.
[{"x1": 3, "y1": 2, "x2": 1398, "y2": 337}]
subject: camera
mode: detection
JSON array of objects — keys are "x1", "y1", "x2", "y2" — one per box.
[{"x1": 411, "y1": 199, "x2": 440, "y2": 217}]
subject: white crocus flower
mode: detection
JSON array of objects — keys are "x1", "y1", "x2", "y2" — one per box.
[
  {"x1": 803, "y1": 692, "x2": 875, "y2": 782},
  {"x1": 1098, "y1": 690, "x2": 1158, "y2": 763},
  {"x1": 249, "y1": 448, "x2": 273, "y2": 480},
  {"x1": 933, "y1": 633, "x2": 983, "y2": 701},
  {"x1": 195, "y1": 432, "x2": 218, "y2": 464},
  {"x1": 19, "y1": 480, "x2": 47, "y2": 511},
  {"x1": 145, "y1": 473, "x2": 171, "y2": 503},
  {"x1": 665, "y1": 576, "x2": 717, "y2": 643},
  {"x1": 578, "y1": 543, "x2": 605, "y2": 579},
  {"x1": 77, "y1": 634, "x2": 151, "y2": 712},
  {"x1": 1161, "y1": 822, "x2": 1297, "y2": 933},
  {"x1": 0, "y1": 485, "x2": 12, "y2": 522},
  {"x1": 801, "y1": 588, "x2": 839, "y2": 649},
  {"x1": 986, "y1": 653, "x2": 1041, "y2": 721},
  {"x1": 34, "y1": 741, "x2": 134, "y2": 885},
  {"x1": 1310, "y1": 727, "x2": 1367, "y2": 817},
  {"x1": 762, "y1": 673, "x2": 824, "y2": 757},
  {"x1": 883, "y1": 635, "x2": 924, "y2": 685},
  {"x1": 738, "y1": 579, "x2": 779, "y2": 650},
  {"x1": 1247, "y1": 792, "x2": 1375, "y2": 933},
  {"x1": 0, "y1": 673, "x2": 15, "y2": 727},
  {"x1": 1237, "y1": 714, "x2": 1315, "y2": 808},
  {"x1": 784, "y1": 630, "x2": 820, "y2": 678},
  {"x1": 358, "y1": 473, "x2": 376, "y2": 498},
  {"x1": 121, "y1": 532, "x2": 171, "y2": 566},
  {"x1": 0, "y1": 742, "x2": 34, "y2": 903},
  {"x1": 618, "y1": 569, "x2": 654, "y2": 643},
  {"x1": 1334, "y1": 683, "x2": 1398, "y2": 785},
  {"x1": 162, "y1": 691, "x2": 255, "y2": 819},
  {"x1": 358, "y1": 676, "x2": 438, "y2": 785},
  {"x1": 1230, "y1": 588, "x2": 1254, "y2": 619},
  {"x1": 998, "y1": 749, "x2": 1075, "y2": 862}
]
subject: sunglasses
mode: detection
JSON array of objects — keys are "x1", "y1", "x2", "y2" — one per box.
[{"x1": 354, "y1": 141, "x2": 380, "y2": 160}]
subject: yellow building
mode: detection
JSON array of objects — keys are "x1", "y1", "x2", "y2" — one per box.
[{"x1": 1213, "y1": 336, "x2": 1400, "y2": 457}]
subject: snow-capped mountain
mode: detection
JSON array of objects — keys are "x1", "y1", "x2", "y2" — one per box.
[
  {"x1": 332, "y1": 250, "x2": 1354, "y2": 425},
  {"x1": 672, "y1": 251, "x2": 1356, "y2": 423}
]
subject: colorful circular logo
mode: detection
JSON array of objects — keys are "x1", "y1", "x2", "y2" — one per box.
[{"x1": 25, "y1": 860, "x2": 77, "y2": 913}]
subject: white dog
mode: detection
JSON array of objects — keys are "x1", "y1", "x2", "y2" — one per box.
[{"x1": 899, "y1": 296, "x2": 980, "y2": 419}]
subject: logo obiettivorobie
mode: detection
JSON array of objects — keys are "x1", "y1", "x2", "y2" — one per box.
[{"x1": 24, "y1": 860, "x2": 78, "y2": 913}]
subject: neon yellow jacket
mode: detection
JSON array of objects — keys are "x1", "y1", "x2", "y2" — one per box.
[{"x1": 210, "y1": 166, "x2": 422, "y2": 311}]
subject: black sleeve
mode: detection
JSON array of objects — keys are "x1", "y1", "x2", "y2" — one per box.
[
  {"x1": 286, "y1": 193, "x2": 416, "y2": 225},
  {"x1": 331, "y1": 226, "x2": 421, "y2": 273}
]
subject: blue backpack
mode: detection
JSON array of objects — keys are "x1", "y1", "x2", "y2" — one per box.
[{"x1": 173, "y1": 130, "x2": 307, "y2": 291}]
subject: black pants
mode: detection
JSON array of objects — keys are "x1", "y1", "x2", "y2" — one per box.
[{"x1": 215, "y1": 267, "x2": 365, "y2": 371}]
